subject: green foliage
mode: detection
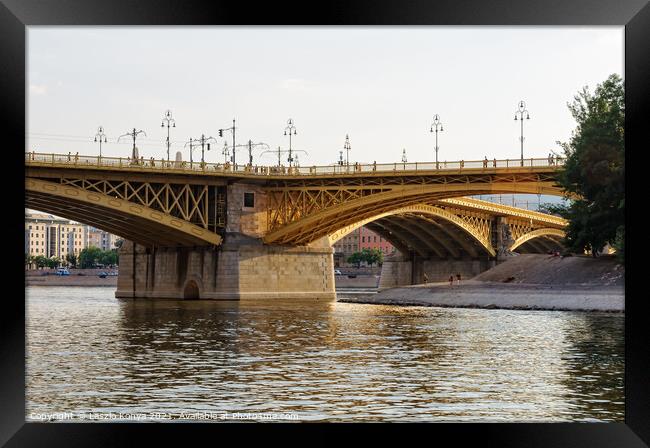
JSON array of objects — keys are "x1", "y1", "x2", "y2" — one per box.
[
  {"x1": 347, "y1": 248, "x2": 384, "y2": 267},
  {"x1": 33, "y1": 255, "x2": 48, "y2": 269},
  {"x1": 555, "y1": 74, "x2": 624, "y2": 261},
  {"x1": 78, "y1": 246, "x2": 118, "y2": 268},
  {"x1": 361, "y1": 248, "x2": 384, "y2": 267},
  {"x1": 347, "y1": 252, "x2": 364, "y2": 267},
  {"x1": 65, "y1": 253, "x2": 77, "y2": 268}
]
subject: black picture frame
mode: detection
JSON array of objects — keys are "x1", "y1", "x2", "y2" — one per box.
[{"x1": 2, "y1": 0, "x2": 648, "y2": 445}]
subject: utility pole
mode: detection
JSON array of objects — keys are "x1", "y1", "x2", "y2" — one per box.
[
  {"x1": 118, "y1": 128, "x2": 146, "y2": 160},
  {"x1": 94, "y1": 126, "x2": 107, "y2": 158},
  {"x1": 191, "y1": 134, "x2": 217, "y2": 164},
  {"x1": 161, "y1": 110, "x2": 176, "y2": 162},
  {"x1": 218, "y1": 119, "x2": 237, "y2": 165},
  {"x1": 514, "y1": 100, "x2": 531, "y2": 167},
  {"x1": 184, "y1": 138, "x2": 196, "y2": 164}
]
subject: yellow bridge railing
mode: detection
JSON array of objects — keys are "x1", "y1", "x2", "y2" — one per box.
[{"x1": 25, "y1": 151, "x2": 564, "y2": 177}]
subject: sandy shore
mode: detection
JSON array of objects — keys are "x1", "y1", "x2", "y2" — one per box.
[{"x1": 337, "y1": 280, "x2": 624, "y2": 312}]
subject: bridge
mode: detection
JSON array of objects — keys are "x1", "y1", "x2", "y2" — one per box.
[{"x1": 25, "y1": 152, "x2": 568, "y2": 300}]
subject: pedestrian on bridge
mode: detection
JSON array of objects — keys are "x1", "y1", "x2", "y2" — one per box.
[
  {"x1": 483, "y1": 156, "x2": 488, "y2": 168},
  {"x1": 493, "y1": 158, "x2": 497, "y2": 168}
]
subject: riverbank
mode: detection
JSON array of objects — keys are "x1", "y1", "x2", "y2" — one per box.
[
  {"x1": 338, "y1": 254, "x2": 625, "y2": 312},
  {"x1": 338, "y1": 280, "x2": 624, "y2": 312},
  {"x1": 25, "y1": 269, "x2": 118, "y2": 287}
]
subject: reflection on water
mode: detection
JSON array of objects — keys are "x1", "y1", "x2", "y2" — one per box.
[{"x1": 26, "y1": 287, "x2": 624, "y2": 422}]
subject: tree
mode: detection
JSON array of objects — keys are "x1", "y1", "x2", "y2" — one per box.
[
  {"x1": 555, "y1": 74, "x2": 624, "y2": 261},
  {"x1": 65, "y1": 253, "x2": 77, "y2": 268},
  {"x1": 347, "y1": 252, "x2": 363, "y2": 268},
  {"x1": 78, "y1": 246, "x2": 102, "y2": 268},
  {"x1": 33, "y1": 255, "x2": 48, "y2": 269},
  {"x1": 361, "y1": 248, "x2": 384, "y2": 267},
  {"x1": 45, "y1": 257, "x2": 60, "y2": 269}
]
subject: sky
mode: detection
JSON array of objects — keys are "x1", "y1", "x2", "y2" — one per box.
[{"x1": 27, "y1": 26, "x2": 623, "y2": 168}]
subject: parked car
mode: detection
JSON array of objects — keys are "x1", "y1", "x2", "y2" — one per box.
[
  {"x1": 55, "y1": 268, "x2": 70, "y2": 276},
  {"x1": 334, "y1": 270, "x2": 343, "y2": 275},
  {"x1": 97, "y1": 272, "x2": 108, "y2": 278}
]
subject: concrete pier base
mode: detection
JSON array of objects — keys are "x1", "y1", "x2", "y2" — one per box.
[
  {"x1": 116, "y1": 235, "x2": 336, "y2": 300},
  {"x1": 379, "y1": 252, "x2": 496, "y2": 289}
]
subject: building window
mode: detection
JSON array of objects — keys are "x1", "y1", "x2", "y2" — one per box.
[{"x1": 243, "y1": 192, "x2": 255, "y2": 208}]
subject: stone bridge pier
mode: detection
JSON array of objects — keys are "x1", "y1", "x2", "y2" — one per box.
[{"x1": 116, "y1": 181, "x2": 336, "y2": 300}]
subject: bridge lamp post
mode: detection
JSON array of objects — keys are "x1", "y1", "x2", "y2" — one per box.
[
  {"x1": 161, "y1": 110, "x2": 176, "y2": 162},
  {"x1": 514, "y1": 100, "x2": 530, "y2": 167},
  {"x1": 343, "y1": 134, "x2": 351, "y2": 169},
  {"x1": 284, "y1": 119, "x2": 297, "y2": 167},
  {"x1": 222, "y1": 141, "x2": 230, "y2": 164},
  {"x1": 429, "y1": 114, "x2": 443, "y2": 169},
  {"x1": 94, "y1": 126, "x2": 107, "y2": 158},
  {"x1": 118, "y1": 128, "x2": 147, "y2": 161}
]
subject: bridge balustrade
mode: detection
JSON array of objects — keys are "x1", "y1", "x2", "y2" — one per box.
[{"x1": 25, "y1": 152, "x2": 564, "y2": 176}]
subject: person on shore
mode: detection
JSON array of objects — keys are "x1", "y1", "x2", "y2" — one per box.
[
  {"x1": 423, "y1": 273, "x2": 429, "y2": 284},
  {"x1": 456, "y1": 273, "x2": 462, "y2": 285},
  {"x1": 449, "y1": 275, "x2": 454, "y2": 286}
]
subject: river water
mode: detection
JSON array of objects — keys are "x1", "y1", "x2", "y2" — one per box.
[{"x1": 26, "y1": 286, "x2": 624, "y2": 422}]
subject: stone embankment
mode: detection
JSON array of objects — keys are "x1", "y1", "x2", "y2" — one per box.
[
  {"x1": 25, "y1": 269, "x2": 118, "y2": 287},
  {"x1": 338, "y1": 254, "x2": 625, "y2": 312}
]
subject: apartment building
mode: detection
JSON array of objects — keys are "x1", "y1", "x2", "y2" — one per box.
[{"x1": 25, "y1": 211, "x2": 118, "y2": 259}]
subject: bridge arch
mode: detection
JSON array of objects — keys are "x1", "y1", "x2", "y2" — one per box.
[
  {"x1": 510, "y1": 228, "x2": 566, "y2": 252},
  {"x1": 265, "y1": 181, "x2": 565, "y2": 245},
  {"x1": 26, "y1": 177, "x2": 221, "y2": 247},
  {"x1": 327, "y1": 204, "x2": 496, "y2": 258},
  {"x1": 183, "y1": 279, "x2": 201, "y2": 299}
]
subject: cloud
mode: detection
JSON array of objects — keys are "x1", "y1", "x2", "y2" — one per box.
[{"x1": 29, "y1": 84, "x2": 47, "y2": 95}]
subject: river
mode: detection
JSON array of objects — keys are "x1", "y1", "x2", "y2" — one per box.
[{"x1": 25, "y1": 286, "x2": 624, "y2": 422}]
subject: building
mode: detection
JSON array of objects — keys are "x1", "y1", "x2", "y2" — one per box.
[
  {"x1": 333, "y1": 226, "x2": 395, "y2": 266},
  {"x1": 25, "y1": 210, "x2": 119, "y2": 262}
]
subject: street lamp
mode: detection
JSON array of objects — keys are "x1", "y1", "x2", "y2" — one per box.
[
  {"x1": 94, "y1": 126, "x2": 107, "y2": 158},
  {"x1": 514, "y1": 100, "x2": 531, "y2": 166},
  {"x1": 161, "y1": 109, "x2": 176, "y2": 162},
  {"x1": 284, "y1": 119, "x2": 297, "y2": 167},
  {"x1": 343, "y1": 134, "x2": 351, "y2": 169},
  {"x1": 430, "y1": 114, "x2": 444, "y2": 169},
  {"x1": 222, "y1": 142, "x2": 230, "y2": 164}
]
